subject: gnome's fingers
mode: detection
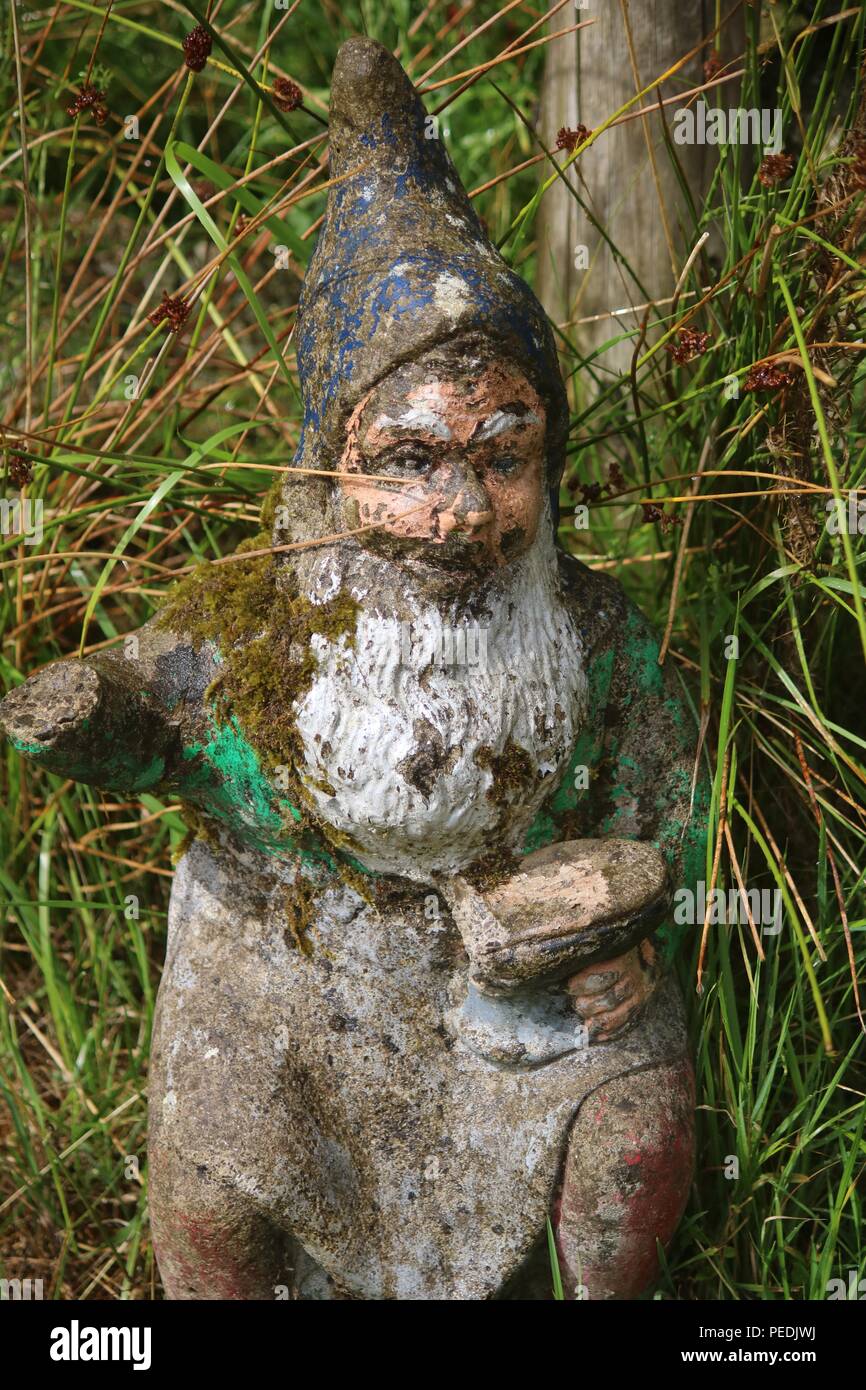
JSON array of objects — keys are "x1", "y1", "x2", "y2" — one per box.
[{"x1": 0, "y1": 656, "x2": 181, "y2": 792}]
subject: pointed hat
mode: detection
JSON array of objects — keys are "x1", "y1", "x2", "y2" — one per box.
[{"x1": 295, "y1": 38, "x2": 568, "y2": 478}]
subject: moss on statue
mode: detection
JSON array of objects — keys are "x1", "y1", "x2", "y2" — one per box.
[
  {"x1": 464, "y1": 846, "x2": 521, "y2": 891},
  {"x1": 171, "y1": 798, "x2": 225, "y2": 864},
  {"x1": 474, "y1": 739, "x2": 537, "y2": 810},
  {"x1": 284, "y1": 876, "x2": 317, "y2": 956},
  {"x1": 156, "y1": 513, "x2": 358, "y2": 865}
]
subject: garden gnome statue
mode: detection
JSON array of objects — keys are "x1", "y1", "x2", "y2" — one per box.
[{"x1": 0, "y1": 38, "x2": 708, "y2": 1299}]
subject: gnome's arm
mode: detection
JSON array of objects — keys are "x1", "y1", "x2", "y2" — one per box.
[
  {"x1": 550, "y1": 601, "x2": 709, "y2": 1038},
  {"x1": 594, "y1": 599, "x2": 709, "y2": 941},
  {"x1": 442, "y1": 599, "x2": 708, "y2": 1020},
  {"x1": 0, "y1": 625, "x2": 332, "y2": 861},
  {"x1": 0, "y1": 622, "x2": 215, "y2": 795}
]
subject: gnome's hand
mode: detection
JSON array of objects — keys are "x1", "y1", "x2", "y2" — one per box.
[
  {"x1": 566, "y1": 938, "x2": 663, "y2": 1043},
  {"x1": 441, "y1": 838, "x2": 670, "y2": 997}
]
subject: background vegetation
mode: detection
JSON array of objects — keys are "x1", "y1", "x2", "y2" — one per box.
[{"x1": 1, "y1": 0, "x2": 864, "y2": 1299}]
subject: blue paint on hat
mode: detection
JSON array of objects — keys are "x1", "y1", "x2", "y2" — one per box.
[{"x1": 293, "y1": 38, "x2": 568, "y2": 475}]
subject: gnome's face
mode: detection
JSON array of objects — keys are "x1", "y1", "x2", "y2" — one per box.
[{"x1": 338, "y1": 349, "x2": 547, "y2": 581}]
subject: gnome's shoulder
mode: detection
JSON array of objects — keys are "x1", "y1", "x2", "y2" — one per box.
[
  {"x1": 555, "y1": 549, "x2": 694, "y2": 737},
  {"x1": 555, "y1": 547, "x2": 654, "y2": 663}
]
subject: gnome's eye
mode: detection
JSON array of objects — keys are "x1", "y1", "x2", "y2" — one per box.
[
  {"x1": 490, "y1": 455, "x2": 522, "y2": 476},
  {"x1": 379, "y1": 446, "x2": 432, "y2": 478}
]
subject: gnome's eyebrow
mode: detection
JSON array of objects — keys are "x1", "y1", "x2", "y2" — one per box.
[
  {"x1": 368, "y1": 403, "x2": 541, "y2": 446},
  {"x1": 471, "y1": 407, "x2": 540, "y2": 442},
  {"x1": 372, "y1": 407, "x2": 452, "y2": 440}
]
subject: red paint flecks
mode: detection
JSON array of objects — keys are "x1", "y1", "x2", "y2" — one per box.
[{"x1": 155, "y1": 1212, "x2": 268, "y2": 1300}]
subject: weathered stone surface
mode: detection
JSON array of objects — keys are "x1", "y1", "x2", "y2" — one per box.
[{"x1": 149, "y1": 836, "x2": 690, "y2": 1300}]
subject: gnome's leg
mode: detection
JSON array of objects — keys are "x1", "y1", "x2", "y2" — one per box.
[
  {"x1": 552, "y1": 1057, "x2": 694, "y2": 1300},
  {"x1": 147, "y1": 914, "x2": 298, "y2": 1300},
  {"x1": 149, "y1": 1147, "x2": 294, "y2": 1300}
]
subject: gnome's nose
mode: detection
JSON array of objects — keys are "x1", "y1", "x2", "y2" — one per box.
[{"x1": 437, "y1": 464, "x2": 494, "y2": 536}]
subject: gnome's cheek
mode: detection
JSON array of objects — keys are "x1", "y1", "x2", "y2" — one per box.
[
  {"x1": 345, "y1": 484, "x2": 442, "y2": 540},
  {"x1": 384, "y1": 498, "x2": 443, "y2": 541},
  {"x1": 483, "y1": 464, "x2": 544, "y2": 551}
]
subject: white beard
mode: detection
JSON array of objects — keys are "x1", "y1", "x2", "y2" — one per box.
[{"x1": 293, "y1": 523, "x2": 587, "y2": 882}]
